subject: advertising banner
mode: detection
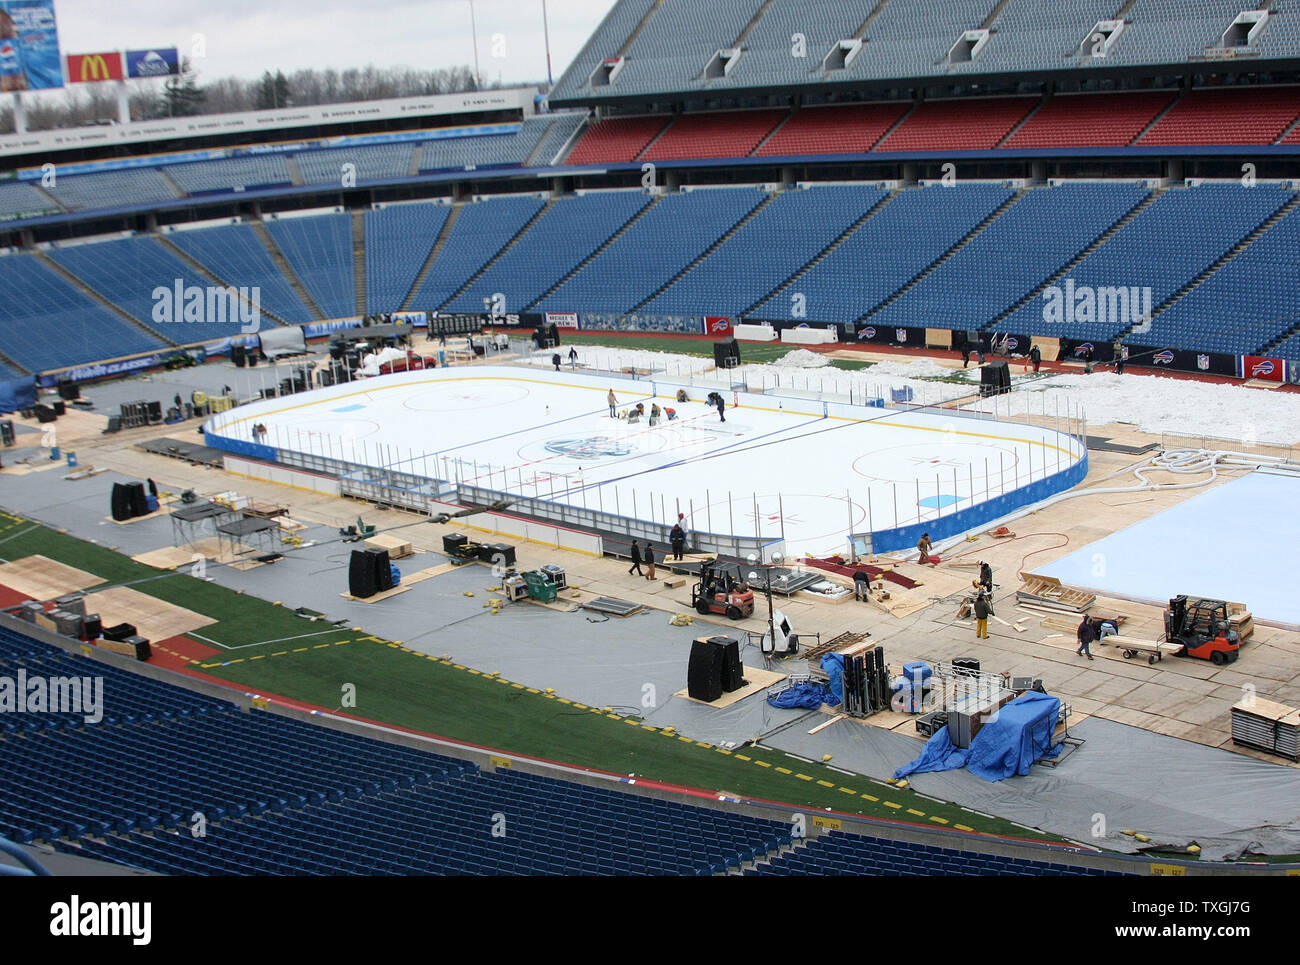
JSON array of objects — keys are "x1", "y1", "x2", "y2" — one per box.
[
  {"x1": 66, "y1": 50, "x2": 123, "y2": 83},
  {"x1": 1125, "y1": 344, "x2": 1237, "y2": 376},
  {"x1": 125, "y1": 47, "x2": 179, "y2": 78},
  {"x1": 0, "y1": 0, "x2": 61, "y2": 90},
  {"x1": 1242, "y1": 355, "x2": 1284, "y2": 382},
  {"x1": 544, "y1": 311, "x2": 579, "y2": 329},
  {"x1": 390, "y1": 311, "x2": 428, "y2": 327},
  {"x1": 702, "y1": 316, "x2": 732, "y2": 336}
]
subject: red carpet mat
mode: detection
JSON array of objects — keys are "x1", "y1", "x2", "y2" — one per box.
[{"x1": 804, "y1": 557, "x2": 920, "y2": 590}]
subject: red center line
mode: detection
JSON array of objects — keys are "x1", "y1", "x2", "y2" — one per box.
[{"x1": 459, "y1": 409, "x2": 725, "y2": 487}]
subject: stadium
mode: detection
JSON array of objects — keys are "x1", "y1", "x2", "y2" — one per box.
[{"x1": 2, "y1": 0, "x2": 1300, "y2": 899}]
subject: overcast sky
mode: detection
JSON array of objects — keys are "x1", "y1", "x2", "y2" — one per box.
[{"x1": 51, "y1": 0, "x2": 618, "y2": 88}]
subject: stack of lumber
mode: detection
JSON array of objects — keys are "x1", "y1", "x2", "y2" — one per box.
[
  {"x1": 1232, "y1": 697, "x2": 1300, "y2": 761},
  {"x1": 1016, "y1": 572, "x2": 1095, "y2": 613},
  {"x1": 1227, "y1": 603, "x2": 1254, "y2": 642},
  {"x1": 804, "y1": 556, "x2": 919, "y2": 590}
]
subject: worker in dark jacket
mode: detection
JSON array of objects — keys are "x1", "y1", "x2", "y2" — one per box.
[
  {"x1": 670, "y1": 520, "x2": 686, "y2": 561},
  {"x1": 627, "y1": 540, "x2": 643, "y2": 577},
  {"x1": 1030, "y1": 344, "x2": 1041, "y2": 373},
  {"x1": 1077, "y1": 614, "x2": 1097, "y2": 660},
  {"x1": 973, "y1": 590, "x2": 992, "y2": 640},
  {"x1": 978, "y1": 560, "x2": 993, "y2": 593},
  {"x1": 552, "y1": 352, "x2": 561, "y2": 372}
]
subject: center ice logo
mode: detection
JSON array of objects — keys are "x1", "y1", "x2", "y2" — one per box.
[{"x1": 543, "y1": 437, "x2": 631, "y2": 459}]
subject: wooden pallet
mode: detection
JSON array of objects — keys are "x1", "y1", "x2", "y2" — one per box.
[{"x1": 1017, "y1": 571, "x2": 1095, "y2": 612}]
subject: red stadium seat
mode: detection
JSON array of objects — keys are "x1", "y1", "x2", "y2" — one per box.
[
  {"x1": 755, "y1": 103, "x2": 911, "y2": 157},
  {"x1": 565, "y1": 116, "x2": 672, "y2": 164},
  {"x1": 876, "y1": 97, "x2": 1039, "y2": 152},
  {"x1": 1139, "y1": 87, "x2": 1300, "y2": 146},
  {"x1": 1003, "y1": 92, "x2": 1175, "y2": 149},
  {"x1": 641, "y1": 109, "x2": 787, "y2": 161}
]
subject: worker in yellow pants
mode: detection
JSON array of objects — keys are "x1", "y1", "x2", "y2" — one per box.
[{"x1": 974, "y1": 590, "x2": 992, "y2": 640}]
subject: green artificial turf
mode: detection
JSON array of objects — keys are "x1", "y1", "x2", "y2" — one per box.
[{"x1": 0, "y1": 512, "x2": 1065, "y2": 844}]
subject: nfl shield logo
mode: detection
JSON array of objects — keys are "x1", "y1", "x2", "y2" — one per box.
[
  {"x1": 896, "y1": 329, "x2": 907, "y2": 343},
  {"x1": 1197, "y1": 354, "x2": 1210, "y2": 371}
]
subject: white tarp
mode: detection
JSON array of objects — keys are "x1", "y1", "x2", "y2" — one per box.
[{"x1": 259, "y1": 326, "x2": 308, "y2": 360}]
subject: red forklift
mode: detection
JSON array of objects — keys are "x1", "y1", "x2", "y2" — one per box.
[
  {"x1": 1165, "y1": 595, "x2": 1242, "y2": 665},
  {"x1": 691, "y1": 559, "x2": 755, "y2": 620}
]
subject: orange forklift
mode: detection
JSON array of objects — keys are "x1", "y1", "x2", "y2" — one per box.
[
  {"x1": 691, "y1": 559, "x2": 755, "y2": 621},
  {"x1": 1165, "y1": 595, "x2": 1242, "y2": 665}
]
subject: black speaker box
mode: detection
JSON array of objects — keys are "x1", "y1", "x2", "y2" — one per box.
[
  {"x1": 127, "y1": 482, "x2": 149, "y2": 518},
  {"x1": 232, "y1": 344, "x2": 246, "y2": 367},
  {"x1": 52, "y1": 400, "x2": 66, "y2": 416},
  {"x1": 688, "y1": 638, "x2": 724, "y2": 702},
  {"x1": 0, "y1": 420, "x2": 13, "y2": 447},
  {"x1": 712, "y1": 338, "x2": 741, "y2": 369},
  {"x1": 711, "y1": 637, "x2": 743, "y2": 693},
  {"x1": 349, "y1": 549, "x2": 378, "y2": 599},
  {"x1": 82, "y1": 614, "x2": 102, "y2": 640},
  {"x1": 442, "y1": 533, "x2": 469, "y2": 556},
  {"x1": 145, "y1": 401, "x2": 163, "y2": 424},
  {"x1": 102, "y1": 622, "x2": 137, "y2": 642},
  {"x1": 57, "y1": 379, "x2": 79, "y2": 401},
  {"x1": 35, "y1": 404, "x2": 57, "y2": 423},
  {"x1": 110, "y1": 483, "x2": 133, "y2": 522},
  {"x1": 370, "y1": 548, "x2": 394, "y2": 593}
]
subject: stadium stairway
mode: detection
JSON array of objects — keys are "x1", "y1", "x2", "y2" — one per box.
[
  {"x1": 631, "y1": 191, "x2": 776, "y2": 311},
  {"x1": 633, "y1": 116, "x2": 676, "y2": 162},
  {"x1": 285, "y1": 155, "x2": 304, "y2": 187},
  {"x1": 352, "y1": 209, "x2": 368, "y2": 317},
  {"x1": 156, "y1": 168, "x2": 186, "y2": 199},
  {"x1": 1131, "y1": 90, "x2": 1184, "y2": 144},
  {"x1": 995, "y1": 95, "x2": 1049, "y2": 147},
  {"x1": 526, "y1": 194, "x2": 666, "y2": 308},
  {"x1": 407, "y1": 144, "x2": 423, "y2": 177},
  {"x1": 740, "y1": 188, "x2": 899, "y2": 316},
  {"x1": 398, "y1": 204, "x2": 461, "y2": 312},
  {"x1": 1135, "y1": 191, "x2": 1300, "y2": 346},
  {"x1": 982, "y1": 0, "x2": 1014, "y2": 29},
  {"x1": 437, "y1": 199, "x2": 556, "y2": 311},
  {"x1": 981, "y1": 186, "x2": 1163, "y2": 334},
  {"x1": 860, "y1": 188, "x2": 1025, "y2": 323},
  {"x1": 618, "y1": 0, "x2": 665, "y2": 60},
  {"x1": 250, "y1": 221, "x2": 327, "y2": 320},
  {"x1": 33, "y1": 250, "x2": 182, "y2": 350},
  {"x1": 155, "y1": 235, "x2": 291, "y2": 328}
]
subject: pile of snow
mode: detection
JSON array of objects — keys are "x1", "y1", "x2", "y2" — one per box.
[
  {"x1": 776, "y1": 349, "x2": 830, "y2": 369},
  {"x1": 522, "y1": 346, "x2": 712, "y2": 376},
  {"x1": 857, "y1": 357, "x2": 972, "y2": 382},
  {"x1": 963, "y1": 372, "x2": 1300, "y2": 445}
]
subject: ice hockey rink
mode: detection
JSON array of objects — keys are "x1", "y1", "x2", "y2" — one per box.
[{"x1": 207, "y1": 366, "x2": 1086, "y2": 558}]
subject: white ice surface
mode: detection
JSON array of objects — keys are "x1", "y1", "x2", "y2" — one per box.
[{"x1": 211, "y1": 365, "x2": 1080, "y2": 558}]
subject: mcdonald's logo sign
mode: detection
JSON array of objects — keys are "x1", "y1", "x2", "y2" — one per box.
[{"x1": 66, "y1": 52, "x2": 124, "y2": 84}]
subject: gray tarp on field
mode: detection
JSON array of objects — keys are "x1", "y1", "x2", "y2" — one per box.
[
  {"x1": 767, "y1": 715, "x2": 1300, "y2": 860},
  {"x1": 259, "y1": 326, "x2": 307, "y2": 360}
]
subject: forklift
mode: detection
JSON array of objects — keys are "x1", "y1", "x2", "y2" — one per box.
[
  {"x1": 691, "y1": 559, "x2": 755, "y2": 620},
  {"x1": 1165, "y1": 595, "x2": 1242, "y2": 665}
]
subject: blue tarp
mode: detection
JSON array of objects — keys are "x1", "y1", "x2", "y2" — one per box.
[
  {"x1": 767, "y1": 681, "x2": 839, "y2": 710},
  {"x1": 893, "y1": 691, "x2": 1063, "y2": 783},
  {"x1": 820, "y1": 653, "x2": 845, "y2": 704},
  {"x1": 0, "y1": 376, "x2": 35, "y2": 414}
]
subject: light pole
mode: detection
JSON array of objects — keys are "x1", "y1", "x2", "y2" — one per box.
[
  {"x1": 468, "y1": 0, "x2": 482, "y2": 89},
  {"x1": 748, "y1": 552, "x2": 783, "y2": 659}
]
